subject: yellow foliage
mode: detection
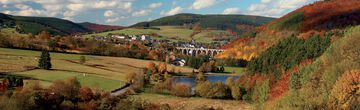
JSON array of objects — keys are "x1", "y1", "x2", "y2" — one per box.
[{"x1": 328, "y1": 70, "x2": 360, "y2": 109}]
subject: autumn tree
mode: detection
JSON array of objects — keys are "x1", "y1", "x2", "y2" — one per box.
[
  {"x1": 48, "y1": 39, "x2": 57, "y2": 51},
  {"x1": 171, "y1": 83, "x2": 192, "y2": 97},
  {"x1": 158, "y1": 63, "x2": 167, "y2": 74},
  {"x1": 48, "y1": 77, "x2": 81, "y2": 102},
  {"x1": 38, "y1": 50, "x2": 52, "y2": 70},
  {"x1": 38, "y1": 31, "x2": 51, "y2": 40},
  {"x1": 328, "y1": 70, "x2": 360, "y2": 110},
  {"x1": 146, "y1": 62, "x2": 158, "y2": 74},
  {"x1": 78, "y1": 86, "x2": 94, "y2": 102}
]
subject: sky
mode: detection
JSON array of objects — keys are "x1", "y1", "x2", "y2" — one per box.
[{"x1": 0, "y1": 0, "x2": 319, "y2": 26}]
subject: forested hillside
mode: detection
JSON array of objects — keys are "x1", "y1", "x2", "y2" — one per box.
[
  {"x1": 131, "y1": 13, "x2": 275, "y2": 34},
  {"x1": 218, "y1": 0, "x2": 360, "y2": 60},
  {"x1": 217, "y1": 0, "x2": 360, "y2": 109},
  {"x1": 78, "y1": 22, "x2": 124, "y2": 32},
  {"x1": 0, "y1": 13, "x2": 91, "y2": 35}
]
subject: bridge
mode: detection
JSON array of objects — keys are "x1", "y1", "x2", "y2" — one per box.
[{"x1": 175, "y1": 47, "x2": 225, "y2": 57}]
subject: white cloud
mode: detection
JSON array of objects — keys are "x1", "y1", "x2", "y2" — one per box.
[
  {"x1": 104, "y1": 10, "x2": 115, "y2": 17},
  {"x1": 246, "y1": 0, "x2": 319, "y2": 17},
  {"x1": 223, "y1": 8, "x2": 241, "y2": 14},
  {"x1": 14, "y1": 4, "x2": 30, "y2": 10},
  {"x1": 63, "y1": 11, "x2": 76, "y2": 18},
  {"x1": 160, "y1": 7, "x2": 183, "y2": 16},
  {"x1": 105, "y1": 16, "x2": 126, "y2": 23},
  {"x1": 106, "y1": 18, "x2": 120, "y2": 23},
  {"x1": 261, "y1": 0, "x2": 272, "y2": 3},
  {"x1": 149, "y1": 2, "x2": 162, "y2": 9},
  {"x1": 67, "y1": 3, "x2": 85, "y2": 11},
  {"x1": 132, "y1": 10, "x2": 151, "y2": 17},
  {"x1": 2, "y1": 10, "x2": 12, "y2": 14},
  {"x1": 191, "y1": 0, "x2": 216, "y2": 10}
]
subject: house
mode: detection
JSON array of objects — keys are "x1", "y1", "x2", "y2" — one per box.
[
  {"x1": 111, "y1": 35, "x2": 126, "y2": 39},
  {"x1": 141, "y1": 35, "x2": 151, "y2": 41},
  {"x1": 171, "y1": 58, "x2": 186, "y2": 67},
  {"x1": 131, "y1": 36, "x2": 139, "y2": 41}
]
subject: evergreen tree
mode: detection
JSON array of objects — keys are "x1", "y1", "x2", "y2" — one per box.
[{"x1": 38, "y1": 50, "x2": 52, "y2": 70}]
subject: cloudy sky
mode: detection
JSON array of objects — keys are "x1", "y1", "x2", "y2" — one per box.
[{"x1": 0, "y1": 0, "x2": 319, "y2": 26}]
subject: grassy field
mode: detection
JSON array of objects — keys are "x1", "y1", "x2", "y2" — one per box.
[
  {"x1": 131, "y1": 93, "x2": 252, "y2": 110},
  {"x1": 193, "y1": 30, "x2": 228, "y2": 43},
  {"x1": 0, "y1": 28, "x2": 29, "y2": 37},
  {"x1": 210, "y1": 67, "x2": 244, "y2": 75},
  {"x1": 82, "y1": 26, "x2": 229, "y2": 43},
  {"x1": 0, "y1": 48, "x2": 194, "y2": 91}
]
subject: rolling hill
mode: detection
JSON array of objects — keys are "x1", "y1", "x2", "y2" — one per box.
[
  {"x1": 131, "y1": 13, "x2": 275, "y2": 34},
  {"x1": 78, "y1": 22, "x2": 125, "y2": 32},
  {"x1": 218, "y1": 0, "x2": 360, "y2": 60},
  {"x1": 0, "y1": 13, "x2": 91, "y2": 35},
  {"x1": 217, "y1": 0, "x2": 360, "y2": 109},
  {"x1": 264, "y1": 0, "x2": 360, "y2": 32}
]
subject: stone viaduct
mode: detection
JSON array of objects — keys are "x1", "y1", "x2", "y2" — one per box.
[{"x1": 175, "y1": 47, "x2": 225, "y2": 57}]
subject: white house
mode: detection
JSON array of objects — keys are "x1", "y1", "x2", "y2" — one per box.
[
  {"x1": 131, "y1": 36, "x2": 138, "y2": 40},
  {"x1": 172, "y1": 58, "x2": 186, "y2": 67},
  {"x1": 141, "y1": 35, "x2": 151, "y2": 41},
  {"x1": 112, "y1": 35, "x2": 126, "y2": 39}
]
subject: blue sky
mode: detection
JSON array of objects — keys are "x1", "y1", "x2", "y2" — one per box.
[{"x1": 0, "y1": 0, "x2": 319, "y2": 26}]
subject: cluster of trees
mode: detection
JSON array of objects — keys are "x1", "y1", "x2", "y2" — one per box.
[
  {"x1": 248, "y1": 33, "x2": 332, "y2": 78},
  {"x1": 198, "y1": 60, "x2": 225, "y2": 73},
  {"x1": 144, "y1": 62, "x2": 172, "y2": 84},
  {"x1": 182, "y1": 55, "x2": 210, "y2": 69},
  {"x1": 194, "y1": 75, "x2": 247, "y2": 100},
  {"x1": 0, "y1": 77, "x2": 24, "y2": 92},
  {"x1": 0, "y1": 77, "x2": 172, "y2": 110},
  {"x1": 183, "y1": 55, "x2": 227, "y2": 73}
]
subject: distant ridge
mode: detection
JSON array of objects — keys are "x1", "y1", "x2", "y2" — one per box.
[
  {"x1": 78, "y1": 22, "x2": 125, "y2": 32},
  {"x1": 131, "y1": 13, "x2": 275, "y2": 34},
  {"x1": 0, "y1": 13, "x2": 90, "y2": 35}
]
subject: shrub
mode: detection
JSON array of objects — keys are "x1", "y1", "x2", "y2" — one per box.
[
  {"x1": 78, "y1": 86, "x2": 94, "y2": 102},
  {"x1": 328, "y1": 70, "x2": 360, "y2": 110},
  {"x1": 252, "y1": 80, "x2": 270, "y2": 104},
  {"x1": 195, "y1": 81, "x2": 212, "y2": 97},
  {"x1": 196, "y1": 72, "x2": 207, "y2": 83},
  {"x1": 125, "y1": 72, "x2": 144, "y2": 92},
  {"x1": 48, "y1": 77, "x2": 81, "y2": 102},
  {"x1": 79, "y1": 56, "x2": 86, "y2": 64},
  {"x1": 289, "y1": 73, "x2": 301, "y2": 90},
  {"x1": 230, "y1": 85, "x2": 245, "y2": 100},
  {"x1": 196, "y1": 81, "x2": 230, "y2": 99},
  {"x1": 171, "y1": 83, "x2": 192, "y2": 97},
  {"x1": 152, "y1": 82, "x2": 168, "y2": 94},
  {"x1": 341, "y1": 33, "x2": 360, "y2": 64}
]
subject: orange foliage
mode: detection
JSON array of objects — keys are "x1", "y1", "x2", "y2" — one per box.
[
  {"x1": 302, "y1": 0, "x2": 360, "y2": 32},
  {"x1": 238, "y1": 74, "x2": 267, "y2": 91},
  {"x1": 328, "y1": 70, "x2": 360, "y2": 109},
  {"x1": 158, "y1": 63, "x2": 167, "y2": 74},
  {"x1": 263, "y1": 0, "x2": 360, "y2": 32},
  {"x1": 268, "y1": 72, "x2": 291, "y2": 100},
  {"x1": 220, "y1": 37, "x2": 252, "y2": 49},
  {"x1": 146, "y1": 62, "x2": 157, "y2": 73},
  {"x1": 79, "y1": 86, "x2": 94, "y2": 102},
  {"x1": 299, "y1": 30, "x2": 317, "y2": 40}
]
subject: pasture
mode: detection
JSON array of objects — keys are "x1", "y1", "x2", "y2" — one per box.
[{"x1": 0, "y1": 48, "x2": 193, "y2": 91}]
